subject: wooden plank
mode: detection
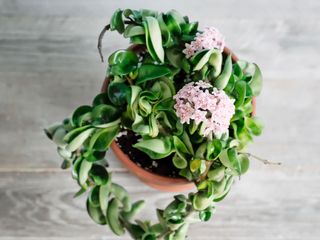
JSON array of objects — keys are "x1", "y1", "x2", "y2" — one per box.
[{"x1": 0, "y1": 167, "x2": 319, "y2": 240}]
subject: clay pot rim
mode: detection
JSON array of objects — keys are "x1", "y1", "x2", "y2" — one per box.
[{"x1": 102, "y1": 46, "x2": 255, "y2": 190}]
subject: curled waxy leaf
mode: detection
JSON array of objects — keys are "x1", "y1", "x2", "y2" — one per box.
[
  {"x1": 214, "y1": 55, "x2": 232, "y2": 90},
  {"x1": 108, "y1": 82, "x2": 131, "y2": 106},
  {"x1": 192, "y1": 192, "x2": 213, "y2": 211},
  {"x1": 193, "y1": 49, "x2": 214, "y2": 71},
  {"x1": 63, "y1": 125, "x2": 92, "y2": 143},
  {"x1": 107, "y1": 198, "x2": 125, "y2": 236},
  {"x1": 207, "y1": 166, "x2": 225, "y2": 182},
  {"x1": 122, "y1": 200, "x2": 145, "y2": 221},
  {"x1": 164, "y1": 10, "x2": 185, "y2": 35},
  {"x1": 157, "y1": 13, "x2": 172, "y2": 47},
  {"x1": 89, "y1": 186, "x2": 100, "y2": 208},
  {"x1": 111, "y1": 183, "x2": 131, "y2": 212},
  {"x1": 245, "y1": 117, "x2": 264, "y2": 136},
  {"x1": 219, "y1": 148, "x2": 241, "y2": 175},
  {"x1": 133, "y1": 137, "x2": 173, "y2": 159},
  {"x1": 208, "y1": 50, "x2": 223, "y2": 78},
  {"x1": 92, "y1": 104, "x2": 119, "y2": 124},
  {"x1": 206, "y1": 139, "x2": 223, "y2": 160},
  {"x1": 166, "y1": 47, "x2": 184, "y2": 68},
  {"x1": 99, "y1": 181, "x2": 111, "y2": 216},
  {"x1": 136, "y1": 64, "x2": 171, "y2": 84},
  {"x1": 66, "y1": 128, "x2": 94, "y2": 152},
  {"x1": 89, "y1": 164, "x2": 109, "y2": 186},
  {"x1": 172, "y1": 153, "x2": 188, "y2": 169},
  {"x1": 92, "y1": 92, "x2": 110, "y2": 106},
  {"x1": 78, "y1": 159, "x2": 93, "y2": 186},
  {"x1": 52, "y1": 127, "x2": 67, "y2": 147},
  {"x1": 89, "y1": 125, "x2": 119, "y2": 151},
  {"x1": 249, "y1": 63, "x2": 263, "y2": 96},
  {"x1": 124, "y1": 25, "x2": 145, "y2": 38},
  {"x1": 108, "y1": 50, "x2": 139, "y2": 76},
  {"x1": 44, "y1": 123, "x2": 62, "y2": 140},
  {"x1": 199, "y1": 207, "x2": 215, "y2": 222},
  {"x1": 233, "y1": 80, "x2": 247, "y2": 108},
  {"x1": 86, "y1": 198, "x2": 107, "y2": 225},
  {"x1": 238, "y1": 61, "x2": 263, "y2": 96},
  {"x1": 238, "y1": 154, "x2": 250, "y2": 174},
  {"x1": 72, "y1": 105, "x2": 92, "y2": 127},
  {"x1": 110, "y1": 9, "x2": 125, "y2": 34},
  {"x1": 144, "y1": 16, "x2": 164, "y2": 63}
]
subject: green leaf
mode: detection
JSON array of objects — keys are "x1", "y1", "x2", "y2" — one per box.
[
  {"x1": 237, "y1": 61, "x2": 263, "y2": 96},
  {"x1": 89, "y1": 186, "x2": 100, "y2": 208},
  {"x1": 136, "y1": 64, "x2": 171, "y2": 84},
  {"x1": 83, "y1": 149, "x2": 106, "y2": 162},
  {"x1": 199, "y1": 207, "x2": 215, "y2": 222},
  {"x1": 181, "y1": 22, "x2": 198, "y2": 35},
  {"x1": 249, "y1": 63, "x2": 263, "y2": 96},
  {"x1": 51, "y1": 127, "x2": 67, "y2": 147},
  {"x1": 165, "y1": 47, "x2": 184, "y2": 68},
  {"x1": 124, "y1": 25, "x2": 145, "y2": 38},
  {"x1": 66, "y1": 128, "x2": 94, "y2": 152},
  {"x1": 99, "y1": 183, "x2": 111, "y2": 216},
  {"x1": 208, "y1": 50, "x2": 223, "y2": 78},
  {"x1": 144, "y1": 16, "x2": 164, "y2": 63},
  {"x1": 110, "y1": 183, "x2": 131, "y2": 212},
  {"x1": 173, "y1": 136, "x2": 190, "y2": 162},
  {"x1": 193, "y1": 49, "x2": 214, "y2": 71},
  {"x1": 89, "y1": 125, "x2": 119, "y2": 151},
  {"x1": 71, "y1": 105, "x2": 92, "y2": 127},
  {"x1": 245, "y1": 117, "x2": 264, "y2": 136},
  {"x1": 133, "y1": 137, "x2": 173, "y2": 159},
  {"x1": 233, "y1": 80, "x2": 247, "y2": 108},
  {"x1": 78, "y1": 159, "x2": 92, "y2": 186},
  {"x1": 86, "y1": 198, "x2": 106, "y2": 225},
  {"x1": 44, "y1": 123, "x2": 62, "y2": 140},
  {"x1": 206, "y1": 139, "x2": 222, "y2": 160},
  {"x1": 63, "y1": 125, "x2": 91, "y2": 143},
  {"x1": 164, "y1": 10, "x2": 184, "y2": 35},
  {"x1": 92, "y1": 92, "x2": 110, "y2": 106},
  {"x1": 239, "y1": 154, "x2": 250, "y2": 174},
  {"x1": 219, "y1": 149, "x2": 241, "y2": 175},
  {"x1": 91, "y1": 104, "x2": 119, "y2": 123},
  {"x1": 157, "y1": 14, "x2": 172, "y2": 47},
  {"x1": 122, "y1": 200, "x2": 145, "y2": 221},
  {"x1": 130, "y1": 35, "x2": 146, "y2": 44},
  {"x1": 89, "y1": 165, "x2": 109, "y2": 185},
  {"x1": 192, "y1": 192, "x2": 213, "y2": 211},
  {"x1": 213, "y1": 55, "x2": 232, "y2": 89},
  {"x1": 110, "y1": 9, "x2": 125, "y2": 34},
  {"x1": 207, "y1": 166, "x2": 225, "y2": 182},
  {"x1": 108, "y1": 50, "x2": 139, "y2": 75},
  {"x1": 108, "y1": 82, "x2": 131, "y2": 106},
  {"x1": 172, "y1": 153, "x2": 188, "y2": 169}
]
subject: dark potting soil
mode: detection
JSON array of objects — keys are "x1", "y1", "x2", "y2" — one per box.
[{"x1": 115, "y1": 129, "x2": 180, "y2": 178}]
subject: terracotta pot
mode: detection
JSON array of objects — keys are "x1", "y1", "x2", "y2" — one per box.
[{"x1": 101, "y1": 46, "x2": 256, "y2": 192}]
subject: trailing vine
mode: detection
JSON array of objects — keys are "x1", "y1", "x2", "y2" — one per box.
[{"x1": 45, "y1": 9, "x2": 264, "y2": 240}]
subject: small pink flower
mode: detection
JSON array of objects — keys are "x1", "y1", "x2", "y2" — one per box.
[
  {"x1": 173, "y1": 81, "x2": 235, "y2": 137},
  {"x1": 183, "y1": 27, "x2": 225, "y2": 58}
]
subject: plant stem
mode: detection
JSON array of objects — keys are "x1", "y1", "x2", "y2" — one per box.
[{"x1": 241, "y1": 152, "x2": 281, "y2": 165}]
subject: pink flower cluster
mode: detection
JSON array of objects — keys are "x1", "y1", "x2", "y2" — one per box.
[
  {"x1": 183, "y1": 27, "x2": 225, "y2": 58},
  {"x1": 173, "y1": 81, "x2": 235, "y2": 137}
]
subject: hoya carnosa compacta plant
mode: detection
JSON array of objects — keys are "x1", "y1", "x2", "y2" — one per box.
[{"x1": 45, "y1": 8, "x2": 264, "y2": 240}]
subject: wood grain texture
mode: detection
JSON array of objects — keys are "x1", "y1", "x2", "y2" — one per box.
[
  {"x1": 0, "y1": 166, "x2": 319, "y2": 240},
  {"x1": 0, "y1": 0, "x2": 320, "y2": 239}
]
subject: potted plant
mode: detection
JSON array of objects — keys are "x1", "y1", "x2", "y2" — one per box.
[{"x1": 45, "y1": 8, "x2": 265, "y2": 240}]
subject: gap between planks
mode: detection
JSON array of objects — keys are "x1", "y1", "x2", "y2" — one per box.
[{"x1": 0, "y1": 167, "x2": 128, "y2": 173}]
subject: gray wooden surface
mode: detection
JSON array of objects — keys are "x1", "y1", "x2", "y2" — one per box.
[{"x1": 0, "y1": 0, "x2": 319, "y2": 239}]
